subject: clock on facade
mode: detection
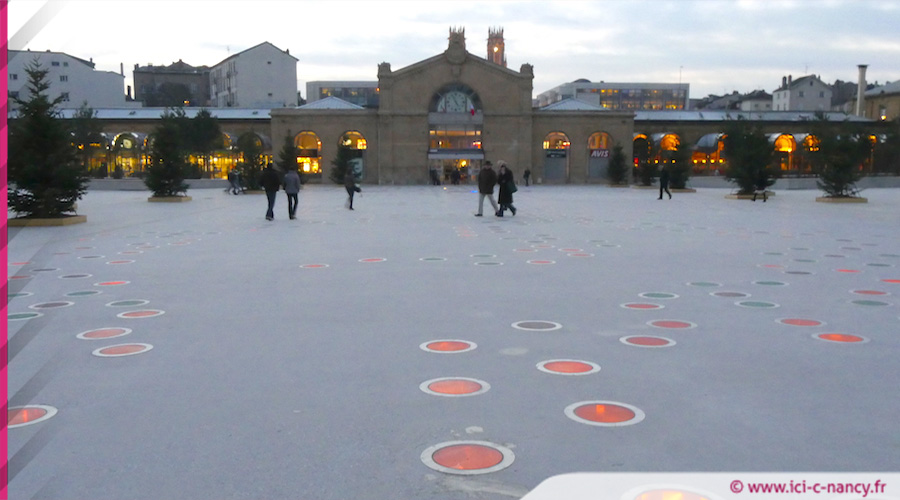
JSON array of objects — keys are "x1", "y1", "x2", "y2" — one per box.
[{"x1": 439, "y1": 90, "x2": 470, "y2": 113}]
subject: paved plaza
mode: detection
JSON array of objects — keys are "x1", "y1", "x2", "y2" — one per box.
[{"x1": 7, "y1": 184, "x2": 900, "y2": 499}]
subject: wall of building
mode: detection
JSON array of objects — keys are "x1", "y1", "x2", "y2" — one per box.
[
  {"x1": 532, "y1": 112, "x2": 634, "y2": 183},
  {"x1": 233, "y1": 44, "x2": 298, "y2": 108},
  {"x1": 9, "y1": 51, "x2": 130, "y2": 109}
]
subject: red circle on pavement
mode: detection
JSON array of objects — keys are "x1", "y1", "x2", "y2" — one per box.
[
  {"x1": 837, "y1": 269, "x2": 861, "y2": 273},
  {"x1": 301, "y1": 264, "x2": 329, "y2": 268},
  {"x1": 622, "y1": 303, "x2": 663, "y2": 310},
  {"x1": 8, "y1": 407, "x2": 48, "y2": 426},
  {"x1": 432, "y1": 444, "x2": 504, "y2": 471},
  {"x1": 649, "y1": 320, "x2": 695, "y2": 329},
  {"x1": 852, "y1": 290, "x2": 888, "y2": 296},
  {"x1": 96, "y1": 281, "x2": 129, "y2": 286},
  {"x1": 117, "y1": 309, "x2": 164, "y2": 319},
  {"x1": 779, "y1": 318, "x2": 823, "y2": 327},
  {"x1": 428, "y1": 379, "x2": 484, "y2": 395},
  {"x1": 817, "y1": 333, "x2": 865, "y2": 343},
  {"x1": 881, "y1": 279, "x2": 900, "y2": 284},
  {"x1": 424, "y1": 340, "x2": 474, "y2": 352},
  {"x1": 94, "y1": 344, "x2": 152, "y2": 356},
  {"x1": 541, "y1": 360, "x2": 596, "y2": 374},
  {"x1": 573, "y1": 403, "x2": 636, "y2": 424},
  {"x1": 527, "y1": 260, "x2": 555, "y2": 265},
  {"x1": 360, "y1": 258, "x2": 386, "y2": 263},
  {"x1": 78, "y1": 327, "x2": 132, "y2": 340},
  {"x1": 622, "y1": 336, "x2": 675, "y2": 347}
]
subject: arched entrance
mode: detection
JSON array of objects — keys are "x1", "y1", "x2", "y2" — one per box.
[
  {"x1": 543, "y1": 132, "x2": 570, "y2": 182},
  {"x1": 295, "y1": 131, "x2": 322, "y2": 175},
  {"x1": 692, "y1": 133, "x2": 725, "y2": 175},
  {"x1": 340, "y1": 131, "x2": 367, "y2": 180},
  {"x1": 587, "y1": 132, "x2": 612, "y2": 179},
  {"x1": 111, "y1": 132, "x2": 147, "y2": 178},
  {"x1": 770, "y1": 133, "x2": 796, "y2": 172},
  {"x1": 428, "y1": 84, "x2": 483, "y2": 184}
]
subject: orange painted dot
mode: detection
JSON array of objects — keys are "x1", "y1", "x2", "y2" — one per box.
[
  {"x1": 527, "y1": 260, "x2": 555, "y2": 265},
  {"x1": 853, "y1": 290, "x2": 887, "y2": 295},
  {"x1": 432, "y1": 444, "x2": 504, "y2": 470},
  {"x1": 649, "y1": 320, "x2": 695, "y2": 329},
  {"x1": 428, "y1": 379, "x2": 483, "y2": 395},
  {"x1": 360, "y1": 258, "x2": 385, "y2": 263},
  {"x1": 837, "y1": 269, "x2": 861, "y2": 273},
  {"x1": 97, "y1": 281, "x2": 128, "y2": 286},
  {"x1": 882, "y1": 279, "x2": 900, "y2": 284},
  {"x1": 118, "y1": 309, "x2": 163, "y2": 318},
  {"x1": 98, "y1": 344, "x2": 149, "y2": 356},
  {"x1": 426, "y1": 341, "x2": 472, "y2": 352},
  {"x1": 573, "y1": 403, "x2": 636, "y2": 423},
  {"x1": 79, "y1": 328, "x2": 131, "y2": 340},
  {"x1": 301, "y1": 264, "x2": 328, "y2": 268},
  {"x1": 625, "y1": 336, "x2": 673, "y2": 347},
  {"x1": 818, "y1": 333, "x2": 865, "y2": 343},
  {"x1": 543, "y1": 361, "x2": 594, "y2": 374},
  {"x1": 8, "y1": 407, "x2": 48, "y2": 426},
  {"x1": 780, "y1": 318, "x2": 823, "y2": 327},
  {"x1": 623, "y1": 303, "x2": 663, "y2": 310}
]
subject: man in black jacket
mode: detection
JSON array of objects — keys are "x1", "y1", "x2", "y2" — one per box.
[{"x1": 259, "y1": 163, "x2": 281, "y2": 220}]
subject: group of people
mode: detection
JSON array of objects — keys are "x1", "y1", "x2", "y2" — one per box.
[
  {"x1": 255, "y1": 163, "x2": 362, "y2": 220},
  {"x1": 476, "y1": 160, "x2": 517, "y2": 217}
]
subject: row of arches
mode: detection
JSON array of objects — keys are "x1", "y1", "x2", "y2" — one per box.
[
  {"x1": 633, "y1": 131, "x2": 880, "y2": 176},
  {"x1": 77, "y1": 130, "x2": 368, "y2": 179}
]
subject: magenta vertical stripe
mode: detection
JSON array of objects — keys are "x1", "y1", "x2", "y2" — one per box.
[{"x1": 2, "y1": 1, "x2": 10, "y2": 497}]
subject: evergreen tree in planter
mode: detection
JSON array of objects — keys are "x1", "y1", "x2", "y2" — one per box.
[
  {"x1": 667, "y1": 140, "x2": 692, "y2": 189},
  {"x1": 812, "y1": 132, "x2": 869, "y2": 197},
  {"x1": 606, "y1": 144, "x2": 629, "y2": 185},
  {"x1": 236, "y1": 133, "x2": 265, "y2": 190},
  {"x1": 144, "y1": 109, "x2": 189, "y2": 197},
  {"x1": 808, "y1": 114, "x2": 869, "y2": 198},
  {"x1": 722, "y1": 119, "x2": 778, "y2": 195},
  {"x1": 329, "y1": 144, "x2": 356, "y2": 184},
  {"x1": 8, "y1": 60, "x2": 88, "y2": 218}
]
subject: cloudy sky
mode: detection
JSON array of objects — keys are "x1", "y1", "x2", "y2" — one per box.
[{"x1": 8, "y1": 0, "x2": 900, "y2": 101}]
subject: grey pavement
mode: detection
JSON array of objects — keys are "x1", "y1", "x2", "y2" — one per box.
[{"x1": 7, "y1": 185, "x2": 900, "y2": 499}]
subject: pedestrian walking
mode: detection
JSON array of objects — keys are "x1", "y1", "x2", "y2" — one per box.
[
  {"x1": 658, "y1": 166, "x2": 672, "y2": 200},
  {"x1": 497, "y1": 162, "x2": 517, "y2": 217},
  {"x1": 523, "y1": 168, "x2": 531, "y2": 186},
  {"x1": 259, "y1": 163, "x2": 281, "y2": 220},
  {"x1": 283, "y1": 167, "x2": 301, "y2": 219},
  {"x1": 475, "y1": 161, "x2": 500, "y2": 217},
  {"x1": 344, "y1": 169, "x2": 360, "y2": 210}
]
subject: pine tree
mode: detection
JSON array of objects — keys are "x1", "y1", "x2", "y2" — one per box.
[
  {"x1": 606, "y1": 144, "x2": 628, "y2": 185},
  {"x1": 236, "y1": 133, "x2": 265, "y2": 190},
  {"x1": 188, "y1": 109, "x2": 223, "y2": 178},
  {"x1": 71, "y1": 101, "x2": 106, "y2": 178},
  {"x1": 808, "y1": 114, "x2": 868, "y2": 198},
  {"x1": 144, "y1": 108, "x2": 189, "y2": 197},
  {"x1": 8, "y1": 60, "x2": 88, "y2": 218},
  {"x1": 329, "y1": 144, "x2": 356, "y2": 184},
  {"x1": 723, "y1": 118, "x2": 778, "y2": 194},
  {"x1": 667, "y1": 140, "x2": 692, "y2": 189},
  {"x1": 276, "y1": 133, "x2": 299, "y2": 174}
]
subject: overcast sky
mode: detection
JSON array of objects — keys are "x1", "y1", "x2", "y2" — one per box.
[{"x1": 8, "y1": 0, "x2": 900, "y2": 101}]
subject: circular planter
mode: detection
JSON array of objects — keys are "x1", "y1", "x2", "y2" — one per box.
[
  {"x1": 148, "y1": 196, "x2": 192, "y2": 202},
  {"x1": 815, "y1": 196, "x2": 868, "y2": 203},
  {"x1": 8, "y1": 215, "x2": 87, "y2": 227},
  {"x1": 725, "y1": 192, "x2": 775, "y2": 200}
]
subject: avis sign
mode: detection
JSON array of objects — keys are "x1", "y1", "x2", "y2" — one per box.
[{"x1": 590, "y1": 149, "x2": 610, "y2": 158}]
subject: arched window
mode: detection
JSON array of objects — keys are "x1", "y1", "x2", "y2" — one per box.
[
  {"x1": 340, "y1": 131, "x2": 367, "y2": 150},
  {"x1": 295, "y1": 131, "x2": 322, "y2": 174},
  {"x1": 587, "y1": 132, "x2": 611, "y2": 150},
  {"x1": 543, "y1": 132, "x2": 570, "y2": 150}
]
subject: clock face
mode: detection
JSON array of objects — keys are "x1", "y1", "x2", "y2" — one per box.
[{"x1": 441, "y1": 91, "x2": 469, "y2": 113}]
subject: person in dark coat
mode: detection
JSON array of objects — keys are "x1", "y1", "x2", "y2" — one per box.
[
  {"x1": 259, "y1": 163, "x2": 281, "y2": 220},
  {"x1": 658, "y1": 165, "x2": 672, "y2": 200},
  {"x1": 497, "y1": 162, "x2": 517, "y2": 217},
  {"x1": 283, "y1": 168, "x2": 301, "y2": 219},
  {"x1": 475, "y1": 161, "x2": 499, "y2": 217},
  {"x1": 344, "y1": 169, "x2": 359, "y2": 210}
]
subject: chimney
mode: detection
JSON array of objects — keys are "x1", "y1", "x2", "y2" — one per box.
[
  {"x1": 120, "y1": 62, "x2": 124, "y2": 76},
  {"x1": 782, "y1": 76, "x2": 787, "y2": 88},
  {"x1": 856, "y1": 64, "x2": 868, "y2": 117}
]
